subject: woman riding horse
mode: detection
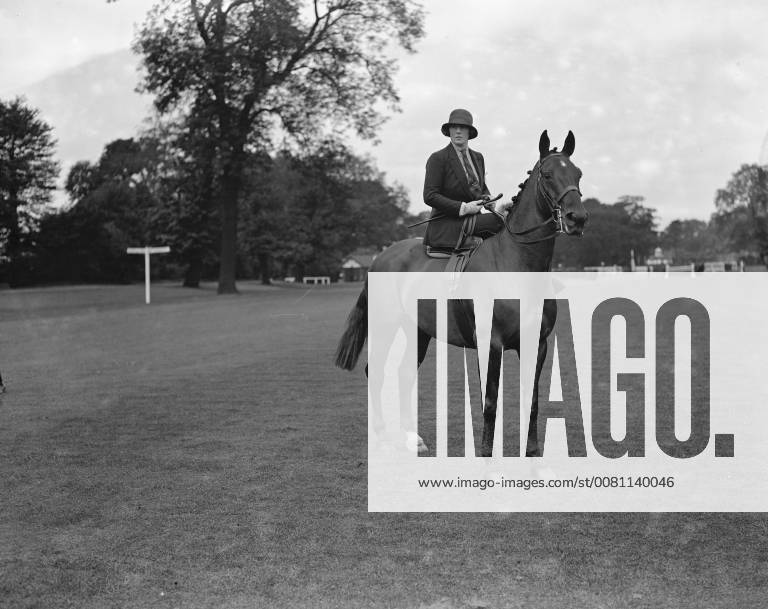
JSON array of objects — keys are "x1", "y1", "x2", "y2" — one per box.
[
  {"x1": 423, "y1": 109, "x2": 513, "y2": 251},
  {"x1": 336, "y1": 130, "x2": 588, "y2": 456}
]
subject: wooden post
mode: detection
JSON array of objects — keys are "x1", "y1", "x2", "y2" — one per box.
[{"x1": 127, "y1": 246, "x2": 170, "y2": 304}]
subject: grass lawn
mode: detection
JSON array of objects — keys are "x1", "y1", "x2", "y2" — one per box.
[{"x1": 1, "y1": 281, "x2": 766, "y2": 608}]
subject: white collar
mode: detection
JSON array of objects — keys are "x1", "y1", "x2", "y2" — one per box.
[{"x1": 451, "y1": 143, "x2": 471, "y2": 155}]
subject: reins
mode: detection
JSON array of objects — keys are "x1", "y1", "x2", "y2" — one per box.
[{"x1": 504, "y1": 153, "x2": 581, "y2": 244}]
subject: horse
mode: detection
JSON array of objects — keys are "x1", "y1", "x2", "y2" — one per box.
[{"x1": 335, "y1": 130, "x2": 588, "y2": 456}]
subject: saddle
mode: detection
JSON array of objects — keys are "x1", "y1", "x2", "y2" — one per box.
[{"x1": 425, "y1": 215, "x2": 482, "y2": 273}]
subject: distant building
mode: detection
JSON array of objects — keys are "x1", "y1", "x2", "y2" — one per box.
[
  {"x1": 340, "y1": 250, "x2": 377, "y2": 282},
  {"x1": 645, "y1": 247, "x2": 671, "y2": 268},
  {"x1": 630, "y1": 247, "x2": 672, "y2": 272}
]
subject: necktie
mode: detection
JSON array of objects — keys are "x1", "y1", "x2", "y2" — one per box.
[{"x1": 460, "y1": 149, "x2": 481, "y2": 197}]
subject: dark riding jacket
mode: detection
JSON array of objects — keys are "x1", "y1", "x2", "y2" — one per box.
[{"x1": 423, "y1": 144, "x2": 494, "y2": 248}]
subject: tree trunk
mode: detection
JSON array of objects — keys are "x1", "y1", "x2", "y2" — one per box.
[
  {"x1": 258, "y1": 252, "x2": 271, "y2": 285},
  {"x1": 6, "y1": 197, "x2": 20, "y2": 260},
  {"x1": 5, "y1": 199, "x2": 22, "y2": 286},
  {"x1": 217, "y1": 164, "x2": 242, "y2": 294},
  {"x1": 183, "y1": 254, "x2": 203, "y2": 288}
]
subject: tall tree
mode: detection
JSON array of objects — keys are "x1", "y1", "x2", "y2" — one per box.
[
  {"x1": 0, "y1": 97, "x2": 59, "y2": 283},
  {"x1": 713, "y1": 163, "x2": 768, "y2": 264},
  {"x1": 141, "y1": 112, "x2": 221, "y2": 287},
  {"x1": 36, "y1": 137, "x2": 162, "y2": 284},
  {"x1": 239, "y1": 142, "x2": 408, "y2": 282},
  {"x1": 616, "y1": 194, "x2": 658, "y2": 262},
  {"x1": 133, "y1": 0, "x2": 424, "y2": 293},
  {"x1": 659, "y1": 219, "x2": 719, "y2": 265}
]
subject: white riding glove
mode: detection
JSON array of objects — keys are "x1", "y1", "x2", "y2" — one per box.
[{"x1": 459, "y1": 200, "x2": 485, "y2": 216}]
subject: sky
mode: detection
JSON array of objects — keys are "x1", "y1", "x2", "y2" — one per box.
[{"x1": 2, "y1": 0, "x2": 768, "y2": 228}]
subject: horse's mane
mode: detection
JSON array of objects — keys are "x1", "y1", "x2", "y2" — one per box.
[
  {"x1": 507, "y1": 148, "x2": 559, "y2": 219},
  {"x1": 507, "y1": 170, "x2": 533, "y2": 221}
]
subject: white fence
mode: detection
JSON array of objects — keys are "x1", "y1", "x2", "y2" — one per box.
[
  {"x1": 667, "y1": 264, "x2": 695, "y2": 273},
  {"x1": 633, "y1": 262, "x2": 744, "y2": 273},
  {"x1": 583, "y1": 265, "x2": 623, "y2": 272}
]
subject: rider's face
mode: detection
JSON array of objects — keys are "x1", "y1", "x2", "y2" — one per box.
[{"x1": 449, "y1": 125, "x2": 470, "y2": 149}]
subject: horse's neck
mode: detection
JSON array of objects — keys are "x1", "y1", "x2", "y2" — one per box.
[
  {"x1": 483, "y1": 180, "x2": 556, "y2": 272},
  {"x1": 492, "y1": 230, "x2": 555, "y2": 272}
]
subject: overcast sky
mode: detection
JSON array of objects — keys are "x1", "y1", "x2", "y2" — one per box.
[{"x1": 2, "y1": 0, "x2": 768, "y2": 228}]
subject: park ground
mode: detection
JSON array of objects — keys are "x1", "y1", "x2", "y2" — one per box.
[{"x1": 1, "y1": 281, "x2": 767, "y2": 608}]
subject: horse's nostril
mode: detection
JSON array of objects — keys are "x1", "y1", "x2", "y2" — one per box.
[{"x1": 566, "y1": 211, "x2": 588, "y2": 227}]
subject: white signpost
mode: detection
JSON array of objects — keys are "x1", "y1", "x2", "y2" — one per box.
[{"x1": 126, "y1": 246, "x2": 171, "y2": 304}]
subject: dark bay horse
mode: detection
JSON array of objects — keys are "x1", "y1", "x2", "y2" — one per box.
[{"x1": 335, "y1": 131, "x2": 588, "y2": 456}]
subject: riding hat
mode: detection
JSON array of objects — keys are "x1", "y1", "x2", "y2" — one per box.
[{"x1": 441, "y1": 108, "x2": 478, "y2": 139}]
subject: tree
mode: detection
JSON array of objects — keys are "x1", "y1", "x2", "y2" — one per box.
[
  {"x1": 616, "y1": 195, "x2": 658, "y2": 262},
  {"x1": 713, "y1": 164, "x2": 768, "y2": 264},
  {"x1": 0, "y1": 97, "x2": 59, "y2": 284},
  {"x1": 34, "y1": 138, "x2": 162, "y2": 284},
  {"x1": 239, "y1": 141, "x2": 409, "y2": 282},
  {"x1": 133, "y1": 0, "x2": 424, "y2": 293},
  {"x1": 658, "y1": 219, "x2": 719, "y2": 264},
  {"x1": 141, "y1": 113, "x2": 222, "y2": 287}
]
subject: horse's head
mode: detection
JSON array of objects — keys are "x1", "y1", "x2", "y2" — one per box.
[{"x1": 535, "y1": 130, "x2": 588, "y2": 236}]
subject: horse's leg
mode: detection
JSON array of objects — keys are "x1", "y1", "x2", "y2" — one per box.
[
  {"x1": 365, "y1": 363, "x2": 385, "y2": 438},
  {"x1": 367, "y1": 324, "x2": 429, "y2": 451},
  {"x1": 480, "y1": 347, "x2": 502, "y2": 457},
  {"x1": 526, "y1": 338, "x2": 548, "y2": 457},
  {"x1": 366, "y1": 319, "x2": 396, "y2": 443},
  {"x1": 400, "y1": 328, "x2": 431, "y2": 453}
]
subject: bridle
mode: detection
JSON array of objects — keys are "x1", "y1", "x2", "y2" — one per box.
[{"x1": 504, "y1": 153, "x2": 582, "y2": 244}]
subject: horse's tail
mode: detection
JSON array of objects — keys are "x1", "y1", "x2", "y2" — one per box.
[{"x1": 335, "y1": 280, "x2": 368, "y2": 370}]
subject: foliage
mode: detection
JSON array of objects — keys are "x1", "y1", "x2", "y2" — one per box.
[
  {"x1": 31, "y1": 134, "x2": 407, "y2": 285},
  {"x1": 713, "y1": 163, "x2": 768, "y2": 264},
  {"x1": 139, "y1": 114, "x2": 222, "y2": 287},
  {"x1": 0, "y1": 97, "x2": 59, "y2": 284},
  {"x1": 34, "y1": 138, "x2": 162, "y2": 283},
  {"x1": 239, "y1": 141, "x2": 409, "y2": 281},
  {"x1": 658, "y1": 219, "x2": 721, "y2": 265},
  {"x1": 133, "y1": 0, "x2": 424, "y2": 293}
]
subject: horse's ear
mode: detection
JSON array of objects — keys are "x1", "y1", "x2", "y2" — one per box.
[
  {"x1": 539, "y1": 130, "x2": 550, "y2": 158},
  {"x1": 563, "y1": 130, "x2": 575, "y2": 156}
]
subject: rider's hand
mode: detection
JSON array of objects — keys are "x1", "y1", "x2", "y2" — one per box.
[{"x1": 459, "y1": 200, "x2": 485, "y2": 216}]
